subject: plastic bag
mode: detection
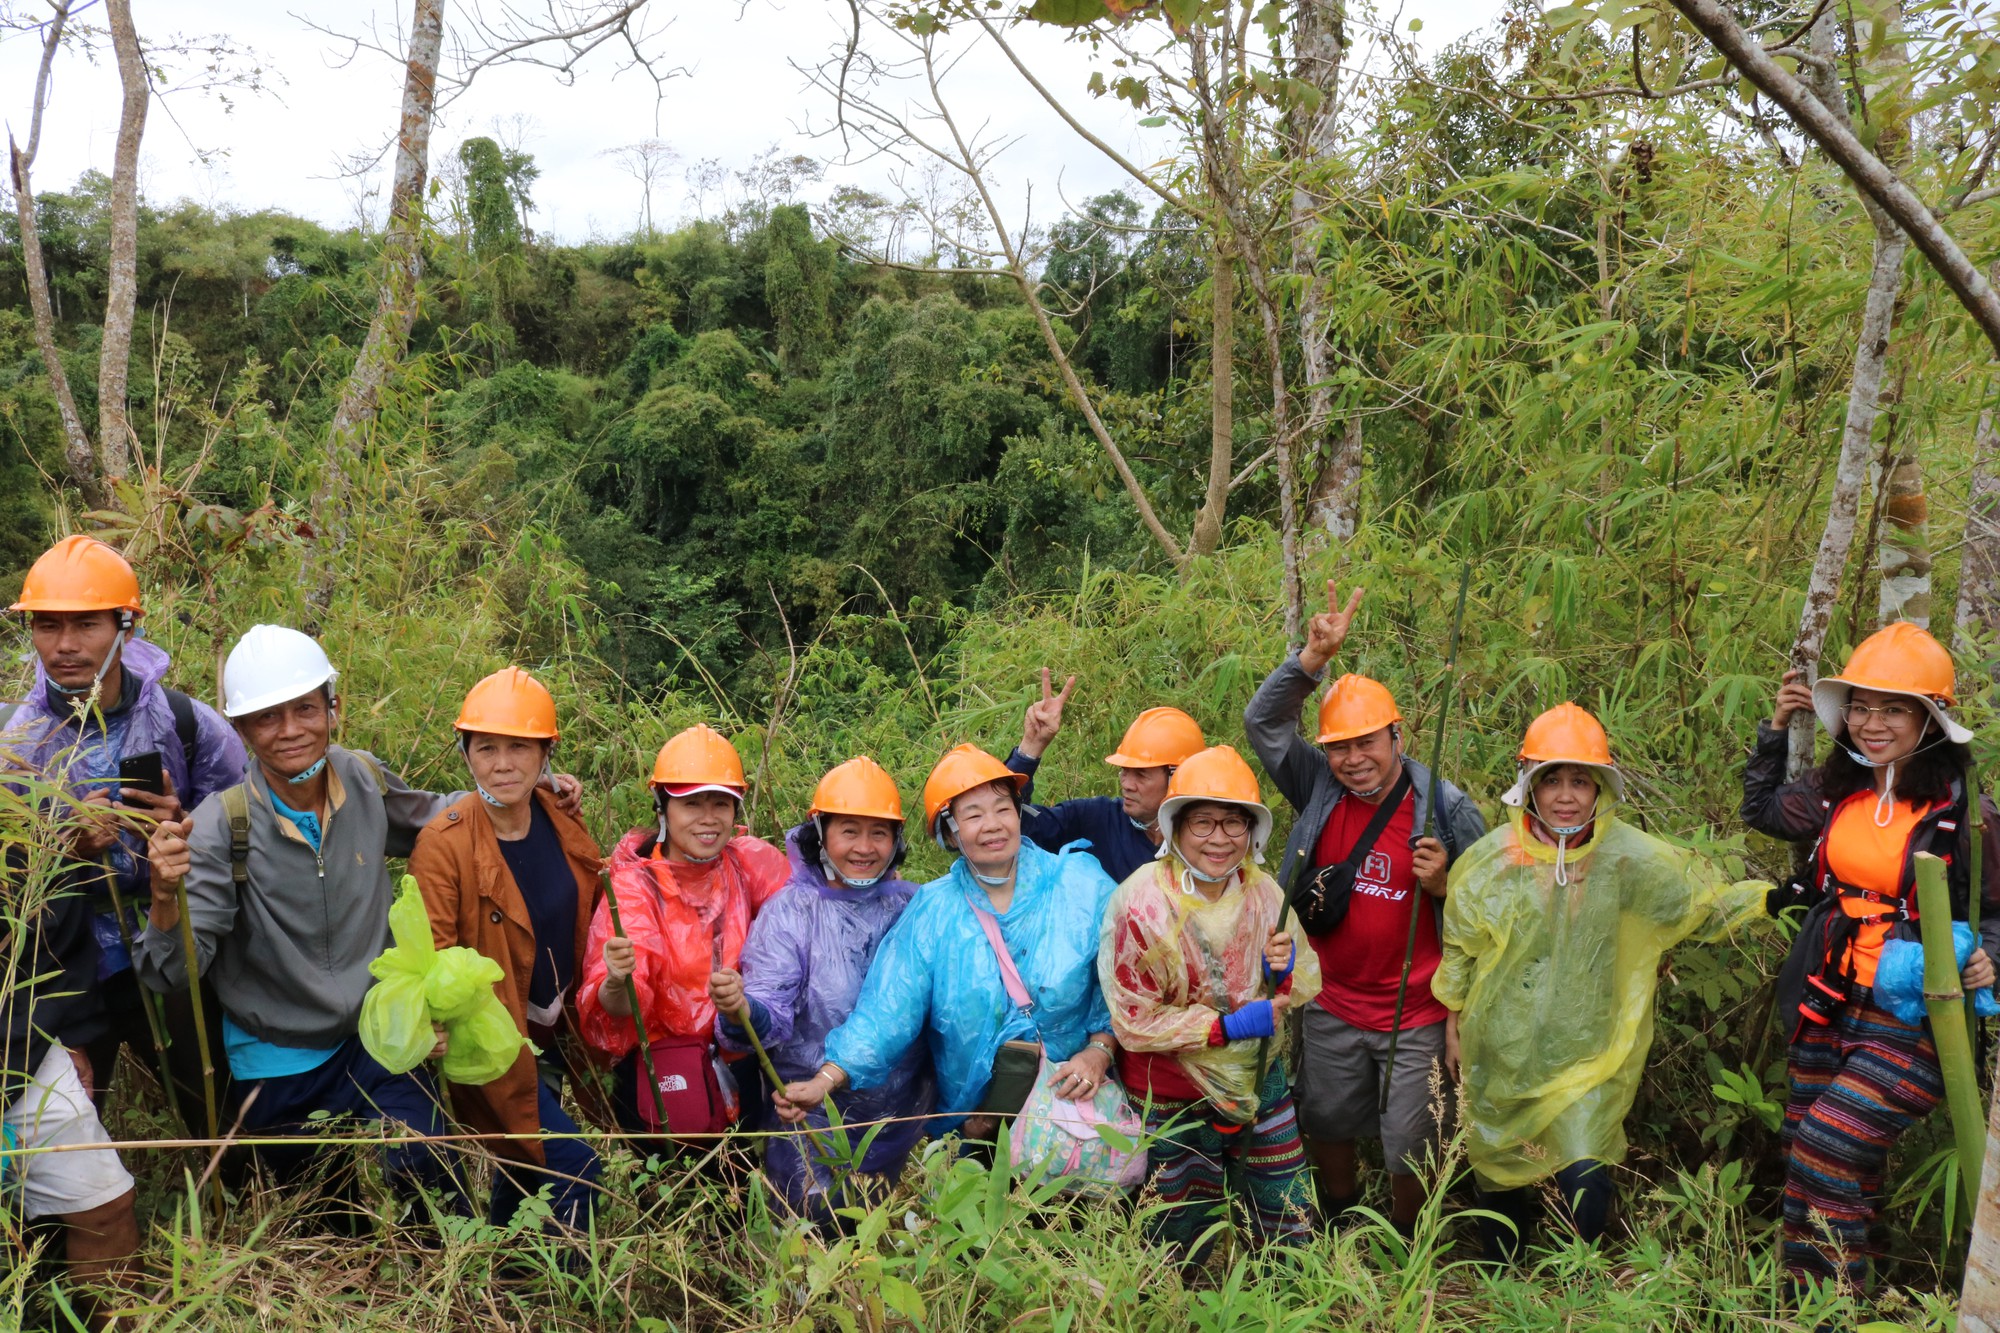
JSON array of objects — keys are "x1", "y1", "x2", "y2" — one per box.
[
  {"x1": 1873, "y1": 923, "x2": 2000, "y2": 1027},
  {"x1": 425, "y1": 949, "x2": 504, "y2": 1023},
  {"x1": 359, "y1": 876, "x2": 528, "y2": 1085},
  {"x1": 1009, "y1": 1056, "x2": 1146, "y2": 1194}
]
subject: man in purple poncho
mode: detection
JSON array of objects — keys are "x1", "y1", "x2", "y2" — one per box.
[
  {"x1": 709, "y1": 757, "x2": 933, "y2": 1229},
  {"x1": 3, "y1": 536, "x2": 245, "y2": 1116}
]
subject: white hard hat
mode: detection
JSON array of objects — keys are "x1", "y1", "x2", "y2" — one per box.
[{"x1": 222, "y1": 624, "x2": 338, "y2": 719}]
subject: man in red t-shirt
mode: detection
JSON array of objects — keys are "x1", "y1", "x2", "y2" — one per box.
[{"x1": 1243, "y1": 583, "x2": 1486, "y2": 1231}]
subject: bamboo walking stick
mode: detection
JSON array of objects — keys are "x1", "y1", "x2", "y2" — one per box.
[
  {"x1": 602, "y1": 873, "x2": 669, "y2": 1132},
  {"x1": 1380, "y1": 562, "x2": 1471, "y2": 1118},
  {"x1": 162, "y1": 869, "x2": 223, "y2": 1214},
  {"x1": 1969, "y1": 761, "x2": 1985, "y2": 1056},
  {"x1": 101, "y1": 873, "x2": 187, "y2": 1133},
  {"x1": 1916, "y1": 852, "x2": 1987, "y2": 1220},
  {"x1": 712, "y1": 931, "x2": 784, "y2": 1093}
]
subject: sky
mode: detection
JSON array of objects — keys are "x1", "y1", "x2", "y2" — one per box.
[{"x1": 0, "y1": 0, "x2": 1503, "y2": 244}]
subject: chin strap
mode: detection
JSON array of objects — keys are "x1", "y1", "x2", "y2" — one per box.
[
  {"x1": 1527, "y1": 796, "x2": 1597, "y2": 888},
  {"x1": 1844, "y1": 718, "x2": 1947, "y2": 827},
  {"x1": 286, "y1": 755, "x2": 328, "y2": 785},
  {"x1": 48, "y1": 614, "x2": 133, "y2": 705},
  {"x1": 814, "y1": 815, "x2": 888, "y2": 888}
]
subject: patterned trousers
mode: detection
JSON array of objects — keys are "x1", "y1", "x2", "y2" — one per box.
[
  {"x1": 1139, "y1": 1067, "x2": 1318, "y2": 1263},
  {"x1": 1781, "y1": 985, "x2": 1943, "y2": 1290}
]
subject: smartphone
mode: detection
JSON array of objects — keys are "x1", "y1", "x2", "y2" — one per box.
[{"x1": 118, "y1": 750, "x2": 164, "y2": 798}]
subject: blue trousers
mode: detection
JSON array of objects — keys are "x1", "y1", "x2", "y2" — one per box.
[
  {"x1": 235, "y1": 1036, "x2": 467, "y2": 1214},
  {"x1": 488, "y1": 1079, "x2": 600, "y2": 1231}
]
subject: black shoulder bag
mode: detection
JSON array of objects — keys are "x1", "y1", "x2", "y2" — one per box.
[{"x1": 1293, "y1": 771, "x2": 1414, "y2": 936}]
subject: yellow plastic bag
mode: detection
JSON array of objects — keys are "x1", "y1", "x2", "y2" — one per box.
[
  {"x1": 441, "y1": 1001, "x2": 526, "y2": 1086},
  {"x1": 359, "y1": 973, "x2": 434, "y2": 1075},
  {"x1": 360, "y1": 876, "x2": 527, "y2": 1086},
  {"x1": 425, "y1": 948, "x2": 504, "y2": 1023}
]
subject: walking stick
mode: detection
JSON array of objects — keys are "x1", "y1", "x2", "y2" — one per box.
[
  {"x1": 164, "y1": 870, "x2": 223, "y2": 1214},
  {"x1": 1970, "y1": 760, "x2": 1985, "y2": 1057},
  {"x1": 712, "y1": 932, "x2": 784, "y2": 1093},
  {"x1": 602, "y1": 873, "x2": 669, "y2": 1132},
  {"x1": 101, "y1": 873, "x2": 187, "y2": 1134},
  {"x1": 1380, "y1": 562, "x2": 1471, "y2": 1118}
]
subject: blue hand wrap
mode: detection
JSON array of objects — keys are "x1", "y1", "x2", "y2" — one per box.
[
  {"x1": 1263, "y1": 941, "x2": 1296, "y2": 984},
  {"x1": 1220, "y1": 999, "x2": 1275, "y2": 1042}
]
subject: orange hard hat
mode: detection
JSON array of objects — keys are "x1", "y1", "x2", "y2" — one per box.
[
  {"x1": 1316, "y1": 674, "x2": 1402, "y2": 744},
  {"x1": 11, "y1": 535, "x2": 143, "y2": 615},
  {"x1": 455, "y1": 667, "x2": 558, "y2": 741},
  {"x1": 1155, "y1": 745, "x2": 1274, "y2": 862},
  {"x1": 1812, "y1": 620, "x2": 1972, "y2": 743},
  {"x1": 1504, "y1": 702, "x2": 1623, "y2": 805},
  {"x1": 651, "y1": 723, "x2": 746, "y2": 796},
  {"x1": 1104, "y1": 706, "x2": 1206, "y2": 769},
  {"x1": 809, "y1": 755, "x2": 904, "y2": 823},
  {"x1": 921, "y1": 743, "x2": 1028, "y2": 839}
]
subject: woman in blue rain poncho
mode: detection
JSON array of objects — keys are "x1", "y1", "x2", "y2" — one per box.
[
  {"x1": 775, "y1": 744, "x2": 1118, "y2": 1147},
  {"x1": 708, "y1": 757, "x2": 934, "y2": 1228},
  {"x1": 1433, "y1": 704, "x2": 1771, "y2": 1262}
]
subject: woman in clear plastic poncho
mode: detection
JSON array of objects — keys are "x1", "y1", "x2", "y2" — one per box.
[
  {"x1": 777, "y1": 744, "x2": 1117, "y2": 1147},
  {"x1": 1433, "y1": 704, "x2": 1770, "y2": 1261},
  {"x1": 707, "y1": 757, "x2": 934, "y2": 1229},
  {"x1": 1099, "y1": 745, "x2": 1320, "y2": 1262}
]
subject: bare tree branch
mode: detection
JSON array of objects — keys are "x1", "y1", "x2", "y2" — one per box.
[
  {"x1": 1667, "y1": 0, "x2": 2000, "y2": 357},
  {"x1": 97, "y1": 0, "x2": 148, "y2": 487}
]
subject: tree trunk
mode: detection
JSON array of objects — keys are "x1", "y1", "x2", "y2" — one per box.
[
  {"x1": 1667, "y1": 0, "x2": 2000, "y2": 358},
  {"x1": 98, "y1": 0, "x2": 149, "y2": 486},
  {"x1": 1291, "y1": 0, "x2": 1359, "y2": 546},
  {"x1": 1954, "y1": 269, "x2": 2000, "y2": 676},
  {"x1": 1191, "y1": 235, "x2": 1233, "y2": 556},
  {"x1": 1876, "y1": 441, "x2": 1931, "y2": 628},
  {"x1": 1783, "y1": 0, "x2": 1912, "y2": 776},
  {"x1": 308, "y1": 0, "x2": 447, "y2": 613},
  {"x1": 6, "y1": 1, "x2": 106, "y2": 510},
  {"x1": 1788, "y1": 229, "x2": 1908, "y2": 777}
]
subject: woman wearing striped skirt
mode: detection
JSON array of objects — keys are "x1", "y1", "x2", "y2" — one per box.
[
  {"x1": 1097, "y1": 746, "x2": 1321, "y2": 1265},
  {"x1": 1744, "y1": 622, "x2": 2000, "y2": 1294}
]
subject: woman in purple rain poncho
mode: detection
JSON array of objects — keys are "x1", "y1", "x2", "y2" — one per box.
[{"x1": 709, "y1": 758, "x2": 933, "y2": 1227}]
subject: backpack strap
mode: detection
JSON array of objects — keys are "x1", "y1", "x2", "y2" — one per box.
[
  {"x1": 164, "y1": 688, "x2": 199, "y2": 788},
  {"x1": 219, "y1": 783, "x2": 251, "y2": 889}
]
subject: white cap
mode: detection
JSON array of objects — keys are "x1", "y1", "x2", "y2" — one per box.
[{"x1": 222, "y1": 624, "x2": 337, "y2": 719}]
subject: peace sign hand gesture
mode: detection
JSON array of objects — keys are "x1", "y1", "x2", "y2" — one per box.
[
  {"x1": 1019, "y1": 667, "x2": 1077, "y2": 761},
  {"x1": 1299, "y1": 582, "x2": 1365, "y2": 675}
]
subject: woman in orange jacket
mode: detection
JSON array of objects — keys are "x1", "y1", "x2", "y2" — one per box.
[
  {"x1": 576, "y1": 724, "x2": 788, "y2": 1146},
  {"x1": 410, "y1": 668, "x2": 603, "y2": 1232}
]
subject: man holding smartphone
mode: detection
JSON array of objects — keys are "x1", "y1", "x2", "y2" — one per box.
[{"x1": 2, "y1": 536, "x2": 246, "y2": 1113}]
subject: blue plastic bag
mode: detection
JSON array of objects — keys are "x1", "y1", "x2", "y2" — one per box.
[{"x1": 1872, "y1": 923, "x2": 2000, "y2": 1026}]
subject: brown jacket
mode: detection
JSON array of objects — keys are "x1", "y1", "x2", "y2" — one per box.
[{"x1": 409, "y1": 788, "x2": 602, "y2": 1165}]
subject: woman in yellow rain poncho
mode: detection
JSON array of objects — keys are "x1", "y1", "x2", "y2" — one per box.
[
  {"x1": 1098, "y1": 745, "x2": 1321, "y2": 1264},
  {"x1": 1433, "y1": 704, "x2": 1771, "y2": 1262}
]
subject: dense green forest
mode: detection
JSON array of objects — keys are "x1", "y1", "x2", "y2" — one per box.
[{"x1": 5, "y1": 0, "x2": 2000, "y2": 1326}]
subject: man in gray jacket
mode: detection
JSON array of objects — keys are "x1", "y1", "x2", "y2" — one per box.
[
  {"x1": 138, "y1": 625, "x2": 578, "y2": 1213},
  {"x1": 1243, "y1": 583, "x2": 1484, "y2": 1233}
]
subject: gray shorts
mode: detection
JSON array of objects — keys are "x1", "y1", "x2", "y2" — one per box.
[{"x1": 1296, "y1": 1007, "x2": 1452, "y2": 1174}]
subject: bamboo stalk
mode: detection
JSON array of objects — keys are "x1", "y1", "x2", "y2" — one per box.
[
  {"x1": 168, "y1": 873, "x2": 223, "y2": 1215},
  {"x1": 102, "y1": 873, "x2": 186, "y2": 1133},
  {"x1": 602, "y1": 874, "x2": 668, "y2": 1132},
  {"x1": 1915, "y1": 853, "x2": 1986, "y2": 1221}
]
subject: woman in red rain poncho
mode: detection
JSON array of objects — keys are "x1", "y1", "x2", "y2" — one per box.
[{"x1": 576, "y1": 724, "x2": 787, "y2": 1149}]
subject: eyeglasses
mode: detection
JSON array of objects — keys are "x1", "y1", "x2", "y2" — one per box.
[
  {"x1": 1841, "y1": 701, "x2": 1922, "y2": 726},
  {"x1": 1183, "y1": 812, "x2": 1252, "y2": 838}
]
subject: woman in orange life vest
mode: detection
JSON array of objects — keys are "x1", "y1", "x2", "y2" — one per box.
[
  {"x1": 575, "y1": 724, "x2": 788, "y2": 1150},
  {"x1": 1743, "y1": 621, "x2": 2000, "y2": 1295}
]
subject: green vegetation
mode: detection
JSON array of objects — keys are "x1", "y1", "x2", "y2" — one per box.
[{"x1": 5, "y1": 0, "x2": 1999, "y2": 1326}]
